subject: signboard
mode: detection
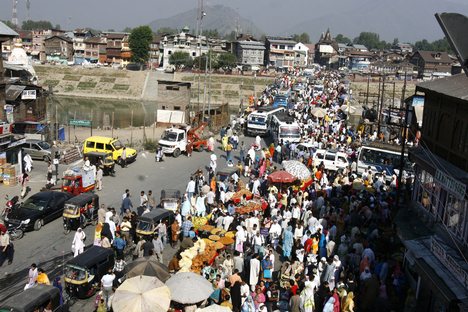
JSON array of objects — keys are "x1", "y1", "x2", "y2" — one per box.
[
  {"x1": 431, "y1": 236, "x2": 468, "y2": 289},
  {"x1": 69, "y1": 119, "x2": 91, "y2": 127},
  {"x1": 434, "y1": 169, "x2": 466, "y2": 200},
  {"x1": 21, "y1": 90, "x2": 37, "y2": 100}
]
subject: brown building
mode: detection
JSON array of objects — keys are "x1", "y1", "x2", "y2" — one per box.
[
  {"x1": 410, "y1": 50, "x2": 453, "y2": 78},
  {"x1": 31, "y1": 29, "x2": 65, "y2": 61},
  {"x1": 84, "y1": 36, "x2": 106, "y2": 63},
  {"x1": 44, "y1": 35, "x2": 73, "y2": 63},
  {"x1": 103, "y1": 32, "x2": 130, "y2": 67},
  {"x1": 398, "y1": 73, "x2": 468, "y2": 312}
]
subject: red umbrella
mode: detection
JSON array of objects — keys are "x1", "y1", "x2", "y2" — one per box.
[{"x1": 267, "y1": 170, "x2": 296, "y2": 184}]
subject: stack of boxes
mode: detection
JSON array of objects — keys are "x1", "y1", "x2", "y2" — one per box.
[{"x1": 2, "y1": 164, "x2": 16, "y2": 186}]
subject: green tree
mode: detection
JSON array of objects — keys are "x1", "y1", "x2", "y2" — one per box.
[
  {"x1": 353, "y1": 32, "x2": 387, "y2": 50},
  {"x1": 169, "y1": 51, "x2": 193, "y2": 68},
  {"x1": 414, "y1": 39, "x2": 432, "y2": 51},
  {"x1": 129, "y1": 25, "x2": 153, "y2": 63},
  {"x1": 292, "y1": 32, "x2": 310, "y2": 43},
  {"x1": 216, "y1": 52, "x2": 237, "y2": 70},
  {"x1": 122, "y1": 27, "x2": 133, "y2": 33},
  {"x1": 224, "y1": 30, "x2": 236, "y2": 41},
  {"x1": 335, "y1": 34, "x2": 352, "y2": 44},
  {"x1": 193, "y1": 54, "x2": 209, "y2": 70},
  {"x1": 203, "y1": 29, "x2": 220, "y2": 38},
  {"x1": 21, "y1": 20, "x2": 53, "y2": 30},
  {"x1": 431, "y1": 38, "x2": 452, "y2": 53},
  {"x1": 54, "y1": 24, "x2": 61, "y2": 30}
]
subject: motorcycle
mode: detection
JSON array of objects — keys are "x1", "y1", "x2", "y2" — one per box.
[
  {"x1": 7, "y1": 219, "x2": 29, "y2": 240},
  {"x1": 2, "y1": 195, "x2": 19, "y2": 221}
]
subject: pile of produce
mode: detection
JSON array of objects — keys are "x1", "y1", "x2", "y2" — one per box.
[
  {"x1": 236, "y1": 200, "x2": 262, "y2": 214},
  {"x1": 231, "y1": 189, "x2": 253, "y2": 203},
  {"x1": 178, "y1": 238, "x2": 218, "y2": 273},
  {"x1": 192, "y1": 214, "x2": 211, "y2": 230}
]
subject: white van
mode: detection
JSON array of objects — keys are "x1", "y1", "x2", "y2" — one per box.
[{"x1": 313, "y1": 149, "x2": 349, "y2": 171}]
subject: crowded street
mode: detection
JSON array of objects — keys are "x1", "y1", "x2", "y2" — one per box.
[{"x1": 0, "y1": 66, "x2": 417, "y2": 312}]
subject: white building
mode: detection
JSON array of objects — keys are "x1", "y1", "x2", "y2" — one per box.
[
  {"x1": 293, "y1": 42, "x2": 309, "y2": 67},
  {"x1": 159, "y1": 27, "x2": 208, "y2": 69}
]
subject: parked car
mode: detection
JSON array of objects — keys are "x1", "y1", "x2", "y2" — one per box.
[
  {"x1": 313, "y1": 149, "x2": 349, "y2": 171},
  {"x1": 20, "y1": 139, "x2": 52, "y2": 161},
  {"x1": 6, "y1": 191, "x2": 73, "y2": 231}
]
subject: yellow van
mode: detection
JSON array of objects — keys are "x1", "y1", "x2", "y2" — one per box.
[{"x1": 83, "y1": 136, "x2": 137, "y2": 164}]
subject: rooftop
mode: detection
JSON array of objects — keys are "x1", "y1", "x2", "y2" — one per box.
[
  {"x1": 417, "y1": 73, "x2": 468, "y2": 101},
  {"x1": 414, "y1": 50, "x2": 452, "y2": 64},
  {"x1": 0, "y1": 21, "x2": 19, "y2": 40}
]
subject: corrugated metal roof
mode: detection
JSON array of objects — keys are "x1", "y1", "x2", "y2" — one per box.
[
  {"x1": 0, "y1": 21, "x2": 18, "y2": 38},
  {"x1": 5, "y1": 85, "x2": 26, "y2": 101},
  {"x1": 416, "y1": 74, "x2": 468, "y2": 100}
]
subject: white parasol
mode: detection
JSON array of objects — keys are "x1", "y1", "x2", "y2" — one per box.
[
  {"x1": 112, "y1": 276, "x2": 171, "y2": 312},
  {"x1": 282, "y1": 160, "x2": 312, "y2": 180},
  {"x1": 312, "y1": 107, "x2": 327, "y2": 118},
  {"x1": 340, "y1": 104, "x2": 356, "y2": 114},
  {"x1": 165, "y1": 272, "x2": 214, "y2": 304}
]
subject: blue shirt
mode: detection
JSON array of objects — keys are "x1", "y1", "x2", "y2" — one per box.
[{"x1": 113, "y1": 237, "x2": 126, "y2": 250}]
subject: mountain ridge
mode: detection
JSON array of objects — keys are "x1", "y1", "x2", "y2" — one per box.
[{"x1": 148, "y1": 5, "x2": 263, "y2": 38}]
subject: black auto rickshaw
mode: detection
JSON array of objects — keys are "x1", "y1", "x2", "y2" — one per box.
[
  {"x1": 160, "y1": 189, "x2": 181, "y2": 212},
  {"x1": 63, "y1": 193, "x2": 99, "y2": 234},
  {"x1": 84, "y1": 152, "x2": 115, "y2": 176},
  {"x1": 136, "y1": 208, "x2": 174, "y2": 238},
  {"x1": 0, "y1": 284, "x2": 64, "y2": 312},
  {"x1": 216, "y1": 167, "x2": 239, "y2": 182},
  {"x1": 64, "y1": 246, "x2": 114, "y2": 299}
]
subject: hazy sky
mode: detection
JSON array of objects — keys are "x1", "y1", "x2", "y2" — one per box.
[{"x1": 1, "y1": 0, "x2": 468, "y2": 41}]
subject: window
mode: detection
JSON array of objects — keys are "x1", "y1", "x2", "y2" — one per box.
[
  {"x1": 96, "y1": 143, "x2": 104, "y2": 150},
  {"x1": 192, "y1": 52, "x2": 196, "y2": 57},
  {"x1": 168, "y1": 51, "x2": 172, "y2": 55},
  {"x1": 279, "y1": 45, "x2": 285, "y2": 50},
  {"x1": 105, "y1": 144, "x2": 113, "y2": 151},
  {"x1": 86, "y1": 141, "x2": 95, "y2": 148},
  {"x1": 174, "y1": 106, "x2": 181, "y2": 111},
  {"x1": 325, "y1": 153, "x2": 336, "y2": 161}
]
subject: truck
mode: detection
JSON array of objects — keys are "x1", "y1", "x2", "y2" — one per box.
[
  {"x1": 246, "y1": 107, "x2": 285, "y2": 136},
  {"x1": 158, "y1": 123, "x2": 208, "y2": 158}
]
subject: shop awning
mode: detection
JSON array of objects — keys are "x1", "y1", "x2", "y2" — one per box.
[{"x1": 5, "y1": 85, "x2": 26, "y2": 101}]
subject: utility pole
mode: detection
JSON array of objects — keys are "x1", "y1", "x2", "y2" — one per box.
[
  {"x1": 12, "y1": 0, "x2": 18, "y2": 28},
  {"x1": 207, "y1": 48, "x2": 212, "y2": 125},
  {"x1": 378, "y1": 75, "x2": 385, "y2": 135},
  {"x1": 396, "y1": 96, "x2": 411, "y2": 207},
  {"x1": 365, "y1": 75, "x2": 370, "y2": 107},
  {"x1": 196, "y1": 0, "x2": 206, "y2": 123},
  {"x1": 401, "y1": 71, "x2": 407, "y2": 109}
]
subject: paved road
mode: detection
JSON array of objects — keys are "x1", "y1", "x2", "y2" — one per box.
[{"x1": 0, "y1": 135, "x2": 256, "y2": 309}]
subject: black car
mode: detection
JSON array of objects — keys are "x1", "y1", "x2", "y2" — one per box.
[{"x1": 6, "y1": 191, "x2": 73, "y2": 231}]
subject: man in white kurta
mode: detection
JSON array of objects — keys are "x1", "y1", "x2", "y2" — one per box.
[{"x1": 249, "y1": 255, "x2": 260, "y2": 291}]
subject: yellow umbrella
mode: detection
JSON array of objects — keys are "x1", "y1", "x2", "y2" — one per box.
[{"x1": 112, "y1": 276, "x2": 171, "y2": 312}]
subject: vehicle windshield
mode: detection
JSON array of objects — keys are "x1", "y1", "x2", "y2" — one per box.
[
  {"x1": 63, "y1": 204, "x2": 79, "y2": 215},
  {"x1": 161, "y1": 131, "x2": 178, "y2": 142},
  {"x1": 65, "y1": 265, "x2": 87, "y2": 281},
  {"x1": 63, "y1": 179, "x2": 74, "y2": 187},
  {"x1": 37, "y1": 141, "x2": 50, "y2": 150},
  {"x1": 248, "y1": 115, "x2": 266, "y2": 123},
  {"x1": 22, "y1": 198, "x2": 48, "y2": 211},
  {"x1": 112, "y1": 140, "x2": 123, "y2": 150},
  {"x1": 280, "y1": 126, "x2": 300, "y2": 137},
  {"x1": 138, "y1": 220, "x2": 153, "y2": 232}
]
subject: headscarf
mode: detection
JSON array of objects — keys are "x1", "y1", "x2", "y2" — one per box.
[{"x1": 323, "y1": 296, "x2": 335, "y2": 312}]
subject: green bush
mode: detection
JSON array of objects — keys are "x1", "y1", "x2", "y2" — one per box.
[
  {"x1": 77, "y1": 82, "x2": 97, "y2": 89},
  {"x1": 100, "y1": 77, "x2": 116, "y2": 83},
  {"x1": 63, "y1": 75, "x2": 82, "y2": 81},
  {"x1": 113, "y1": 84, "x2": 130, "y2": 91},
  {"x1": 143, "y1": 139, "x2": 158, "y2": 152}
]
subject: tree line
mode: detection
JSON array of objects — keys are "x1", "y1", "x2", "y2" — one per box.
[{"x1": 334, "y1": 32, "x2": 452, "y2": 53}]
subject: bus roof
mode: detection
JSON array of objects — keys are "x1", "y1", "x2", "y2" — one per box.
[
  {"x1": 273, "y1": 111, "x2": 297, "y2": 124},
  {"x1": 361, "y1": 142, "x2": 407, "y2": 153}
]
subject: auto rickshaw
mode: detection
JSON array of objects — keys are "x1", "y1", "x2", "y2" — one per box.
[
  {"x1": 216, "y1": 167, "x2": 239, "y2": 182},
  {"x1": 0, "y1": 284, "x2": 64, "y2": 312},
  {"x1": 64, "y1": 246, "x2": 114, "y2": 299},
  {"x1": 84, "y1": 152, "x2": 115, "y2": 176},
  {"x1": 136, "y1": 208, "x2": 174, "y2": 238},
  {"x1": 160, "y1": 189, "x2": 181, "y2": 212},
  {"x1": 63, "y1": 193, "x2": 99, "y2": 234}
]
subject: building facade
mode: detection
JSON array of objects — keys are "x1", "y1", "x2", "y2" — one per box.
[
  {"x1": 158, "y1": 28, "x2": 208, "y2": 70},
  {"x1": 235, "y1": 40, "x2": 265, "y2": 67},
  {"x1": 314, "y1": 29, "x2": 338, "y2": 67},
  {"x1": 44, "y1": 35, "x2": 73, "y2": 64},
  {"x1": 72, "y1": 29, "x2": 94, "y2": 65},
  {"x1": 264, "y1": 36, "x2": 297, "y2": 69},
  {"x1": 410, "y1": 51, "x2": 453, "y2": 78},
  {"x1": 83, "y1": 36, "x2": 106, "y2": 63},
  {"x1": 31, "y1": 29, "x2": 65, "y2": 61},
  {"x1": 293, "y1": 42, "x2": 309, "y2": 68},
  {"x1": 399, "y1": 74, "x2": 468, "y2": 311}
]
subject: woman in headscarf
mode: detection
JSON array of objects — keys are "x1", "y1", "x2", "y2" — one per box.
[
  {"x1": 282, "y1": 226, "x2": 294, "y2": 260},
  {"x1": 300, "y1": 281, "x2": 315, "y2": 312},
  {"x1": 195, "y1": 194, "x2": 207, "y2": 216},
  {"x1": 72, "y1": 228, "x2": 86, "y2": 257},
  {"x1": 322, "y1": 296, "x2": 335, "y2": 312},
  {"x1": 241, "y1": 295, "x2": 257, "y2": 312},
  {"x1": 261, "y1": 254, "x2": 273, "y2": 282},
  {"x1": 181, "y1": 194, "x2": 191, "y2": 218},
  {"x1": 342, "y1": 291, "x2": 355, "y2": 312}
]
